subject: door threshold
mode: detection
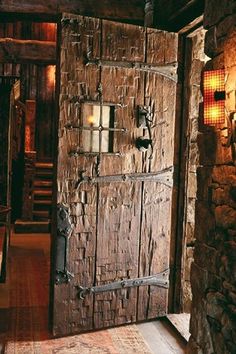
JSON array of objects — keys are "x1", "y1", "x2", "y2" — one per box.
[
  {"x1": 137, "y1": 318, "x2": 186, "y2": 353},
  {"x1": 166, "y1": 313, "x2": 190, "y2": 342}
]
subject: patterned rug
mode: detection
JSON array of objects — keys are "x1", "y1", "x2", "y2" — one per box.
[{"x1": 2, "y1": 234, "x2": 152, "y2": 354}]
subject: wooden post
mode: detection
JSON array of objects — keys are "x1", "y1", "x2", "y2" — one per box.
[
  {"x1": 144, "y1": 0, "x2": 154, "y2": 27},
  {"x1": 21, "y1": 100, "x2": 36, "y2": 220}
]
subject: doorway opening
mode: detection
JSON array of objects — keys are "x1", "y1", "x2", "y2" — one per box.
[
  {"x1": 0, "y1": 21, "x2": 57, "y2": 232},
  {"x1": 0, "y1": 11, "x2": 208, "y2": 344},
  {"x1": 180, "y1": 26, "x2": 209, "y2": 313},
  {"x1": 170, "y1": 21, "x2": 209, "y2": 337}
]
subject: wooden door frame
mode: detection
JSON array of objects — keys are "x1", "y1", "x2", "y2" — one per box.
[
  {"x1": 0, "y1": 10, "x2": 203, "y2": 326},
  {"x1": 170, "y1": 18, "x2": 204, "y2": 314}
]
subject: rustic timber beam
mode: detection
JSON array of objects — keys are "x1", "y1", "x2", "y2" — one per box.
[
  {"x1": 0, "y1": 0, "x2": 145, "y2": 24},
  {"x1": 153, "y1": 0, "x2": 204, "y2": 31},
  {"x1": 0, "y1": 38, "x2": 56, "y2": 64}
]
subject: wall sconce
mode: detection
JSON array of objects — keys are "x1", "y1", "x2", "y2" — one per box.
[
  {"x1": 203, "y1": 69, "x2": 236, "y2": 145},
  {"x1": 203, "y1": 69, "x2": 226, "y2": 126}
]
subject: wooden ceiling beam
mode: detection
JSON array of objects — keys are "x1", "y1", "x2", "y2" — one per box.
[
  {"x1": 0, "y1": 38, "x2": 56, "y2": 64},
  {"x1": 153, "y1": 0, "x2": 204, "y2": 32},
  {"x1": 0, "y1": 0, "x2": 145, "y2": 24}
]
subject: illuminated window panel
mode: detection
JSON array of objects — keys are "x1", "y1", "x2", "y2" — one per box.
[
  {"x1": 81, "y1": 104, "x2": 114, "y2": 153},
  {"x1": 203, "y1": 69, "x2": 225, "y2": 125}
]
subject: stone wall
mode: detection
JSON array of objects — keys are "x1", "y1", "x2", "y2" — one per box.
[{"x1": 187, "y1": 1, "x2": 236, "y2": 353}]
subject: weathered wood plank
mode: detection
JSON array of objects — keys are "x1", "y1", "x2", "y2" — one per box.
[
  {"x1": 54, "y1": 14, "x2": 101, "y2": 336},
  {"x1": 95, "y1": 181, "x2": 142, "y2": 328},
  {"x1": 138, "y1": 183, "x2": 172, "y2": 320},
  {"x1": 138, "y1": 29, "x2": 178, "y2": 320},
  {"x1": 0, "y1": 38, "x2": 56, "y2": 64},
  {"x1": 0, "y1": 0, "x2": 145, "y2": 23},
  {"x1": 146, "y1": 28, "x2": 178, "y2": 65},
  {"x1": 101, "y1": 20, "x2": 145, "y2": 175},
  {"x1": 102, "y1": 20, "x2": 145, "y2": 62},
  {"x1": 100, "y1": 67, "x2": 144, "y2": 175}
]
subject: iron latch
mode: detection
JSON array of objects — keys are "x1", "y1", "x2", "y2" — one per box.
[
  {"x1": 77, "y1": 269, "x2": 169, "y2": 300},
  {"x1": 55, "y1": 204, "x2": 74, "y2": 285}
]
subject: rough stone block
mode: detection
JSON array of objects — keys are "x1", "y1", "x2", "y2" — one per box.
[
  {"x1": 189, "y1": 118, "x2": 199, "y2": 143},
  {"x1": 219, "y1": 254, "x2": 236, "y2": 284},
  {"x1": 212, "y1": 165, "x2": 236, "y2": 185},
  {"x1": 212, "y1": 185, "x2": 236, "y2": 209},
  {"x1": 189, "y1": 87, "x2": 202, "y2": 120},
  {"x1": 204, "y1": 26, "x2": 219, "y2": 58},
  {"x1": 194, "y1": 242, "x2": 218, "y2": 274},
  {"x1": 185, "y1": 251, "x2": 194, "y2": 282},
  {"x1": 186, "y1": 198, "x2": 196, "y2": 223},
  {"x1": 224, "y1": 241, "x2": 236, "y2": 261},
  {"x1": 198, "y1": 129, "x2": 233, "y2": 166},
  {"x1": 197, "y1": 131, "x2": 216, "y2": 165},
  {"x1": 186, "y1": 336, "x2": 204, "y2": 354},
  {"x1": 191, "y1": 262, "x2": 208, "y2": 296},
  {"x1": 225, "y1": 66, "x2": 236, "y2": 115},
  {"x1": 190, "y1": 300, "x2": 215, "y2": 353},
  {"x1": 211, "y1": 53, "x2": 225, "y2": 69},
  {"x1": 226, "y1": 341, "x2": 236, "y2": 353},
  {"x1": 216, "y1": 14, "x2": 236, "y2": 39},
  {"x1": 195, "y1": 201, "x2": 215, "y2": 243},
  {"x1": 224, "y1": 30, "x2": 236, "y2": 69},
  {"x1": 190, "y1": 59, "x2": 204, "y2": 85},
  {"x1": 204, "y1": 0, "x2": 234, "y2": 29},
  {"x1": 207, "y1": 272, "x2": 223, "y2": 292},
  {"x1": 186, "y1": 221, "x2": 196, "y2": 244},
  {"x1": 183, "y1": 280, "x2": 192, "y2": 313},
  {"x1": 206, "y1": 291, "x2": 226, "y2": 323},
  {"x1": 197, "y1": 166, "x2": 212, "y2": 202},
  {"x1": 192, "y1": 29, "x2": 206, "y2": 61},
  {"x1": 221, "y1": 312, "x2": 235, "y2": 342},
  {"x1": 215, "y1": 205, "x2": 236, "y2": 229},
  {"x1": 207, "y1": 326, "x2": 227, "y2": 354},
  {"x1": 228, "y1": 229, "x2": 236, "y2": 241}
]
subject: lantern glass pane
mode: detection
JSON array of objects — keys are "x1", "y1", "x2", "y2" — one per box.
[
  {"x1": 203, "y1": 69, "x2": 225, "y2": 125},
  {"x1": 81, "y1": 104, "x2": 114, "y2": 153}
]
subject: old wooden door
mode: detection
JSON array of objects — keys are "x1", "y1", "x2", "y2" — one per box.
[{"x1": 52, "y1": 13, "x2": 179, "y2": 336}]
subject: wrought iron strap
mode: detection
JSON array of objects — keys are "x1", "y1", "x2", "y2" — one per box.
[
  {"x1": 77, "y1": 269, "x2": 169, "y2": 300},
  {"x1": 76, "y1": 166, "x2": 174, "y2": 189},
  {"x1": 55, "y1": 204, "x2": 74, "y2": 285},
  {"x1": 57, "y1": 204, "x2": 73, "y2": 237},
  {"x1": 64, "y1": 123, "x2": 127, "y2": 132},
  {"x1": 85, "y1": 58, "x2": 178, "y2": 82}
]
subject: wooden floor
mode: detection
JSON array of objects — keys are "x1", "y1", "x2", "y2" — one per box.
[{"x1": 0, "y1": 232, "x2": 188, "y2": 353}]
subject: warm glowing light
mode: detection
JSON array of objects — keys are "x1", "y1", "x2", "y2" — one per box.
[
  {"x1": 87, "y1": 115, "x2": 95, "y2": 125},
  {"x1": 203, "y1": 69, "x2": 225, "y2": 125},
  {"x1": 46, "y1": 65, "x2": 56, "y2": 89},
  {"x1": 25, "y1": 125, "x2": 31, "y2": 152},
  {"x1": 209, "y1": 106, "x2": 221, "y2": 118},
  {"x1": 41, "y1": 23, "x2": 57, "y2": 41}
]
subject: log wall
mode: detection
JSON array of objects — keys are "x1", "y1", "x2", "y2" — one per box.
[{"x1": 0, "y1": 21, "x2": 57, "y2": 160}]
